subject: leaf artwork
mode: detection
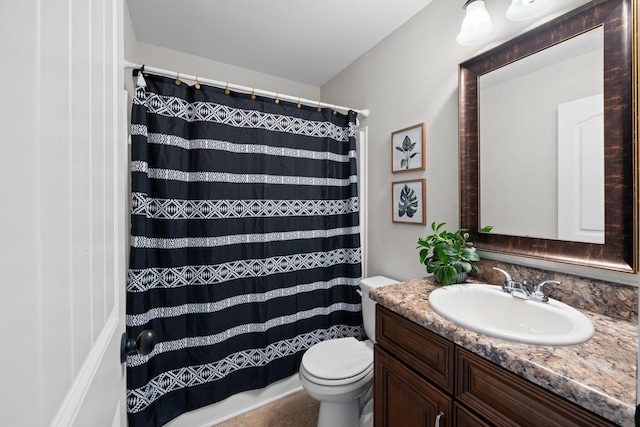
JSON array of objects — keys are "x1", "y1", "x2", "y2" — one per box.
[
  {"x1": 395, "y1": 135, "x2": 419, "y2": 169},
  {"x1": 398, "y1": 184, "x2": 418, "y2": 218}
]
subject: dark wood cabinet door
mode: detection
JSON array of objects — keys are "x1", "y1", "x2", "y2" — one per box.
[
  {"x1": 375, "y1": 345, "x2": 452, "y2": 427},
  {"x1": 376, "y1": 306, "x2": 455, "y2": 394},
  {"x1": 453, "y1": 403, "x2": 492, "y2": 427},
  {"x1": 455, "y1": 347, "x2": 617, "y2": 427}
]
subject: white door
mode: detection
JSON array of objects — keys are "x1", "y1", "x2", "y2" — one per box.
[
  {"x1": 557, "y1": 94, "x2": 605, "y2": 244},
  {"x1": 0, "y1": 1, "x2": 128, "y2": 426}
]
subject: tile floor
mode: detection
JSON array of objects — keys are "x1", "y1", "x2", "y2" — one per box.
[{"x1": 215, "y1": 390, "x2": 319, "y2": 426}]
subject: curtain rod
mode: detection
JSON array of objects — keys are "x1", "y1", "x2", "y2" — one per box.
[{"x1": 124, "y1": 60, "x2": 369, "y2": 118}]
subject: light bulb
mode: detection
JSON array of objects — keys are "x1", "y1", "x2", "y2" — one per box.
[
  {"x1": 506, "y1": 0, "x2": 556, "y2": 21},
  {"x1": 456, "y1": 0, "x2": 494, "y2": 46}
]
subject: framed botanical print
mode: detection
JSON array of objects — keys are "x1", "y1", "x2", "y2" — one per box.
[
  {"x1": 392, "y1": 179, "x2": 426, "y2": 225},
  {"x1": 391, "y1": 123, "x2": 426, "y2": 173}
]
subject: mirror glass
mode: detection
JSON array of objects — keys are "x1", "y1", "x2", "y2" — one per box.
[
  {"x1": 479, "y1": 28, "x2": 604, "y2": 243},
  {"x1": 459, "y1": 0, "x2": 636, "y2": 273}
]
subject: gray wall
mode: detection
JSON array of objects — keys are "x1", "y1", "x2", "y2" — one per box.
[
  {"x1": 321, "y1": 0, "x2": 635, "y2": 285},
  {"x1": 322, "y1": 0, "x2": 466, "y2": 282}
]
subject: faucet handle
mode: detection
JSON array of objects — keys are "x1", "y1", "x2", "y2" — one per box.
[
  {"x1": 533, "y1": 280, "x2": 560, "y2": 293},
  {"x1": 531, "y1": 280, "x2": 560, "y2": 303}
]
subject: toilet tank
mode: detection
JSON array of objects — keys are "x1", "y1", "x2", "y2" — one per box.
[{"x1": 360, "y1": 276, "x2": 399, "y2": 340}]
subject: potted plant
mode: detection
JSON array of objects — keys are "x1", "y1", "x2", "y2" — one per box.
[{"x1": 417, "y1": 222, "x2": 492, "y2": 286}]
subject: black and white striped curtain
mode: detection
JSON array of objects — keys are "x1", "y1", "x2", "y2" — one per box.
[{"x1": 125, "y1": 72, "x2": 362, "y2": 426}]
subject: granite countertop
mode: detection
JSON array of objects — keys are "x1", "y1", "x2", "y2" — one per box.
[{"x1": 369, "y1": 277, "x2": 638, "y2": 427}]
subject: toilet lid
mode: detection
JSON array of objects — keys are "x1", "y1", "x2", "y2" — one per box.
[{"x1": 302, "y1": 337, "x2": 373, "y2": 380}]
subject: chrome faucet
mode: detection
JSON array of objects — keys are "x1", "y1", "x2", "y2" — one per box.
[
  {"x1": 492, "y1": 267, "x2": 559, "y2": 303},
  {"x1": 493, "y1": 267, "x2": 517, "y2": 294},
  {"x1": 510, "y1": 281, "x2": 531, "y2": 300}
]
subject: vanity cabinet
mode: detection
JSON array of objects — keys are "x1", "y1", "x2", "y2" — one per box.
[
  {"x1": 374, "y1": 303, "x2": 454, "y2": 426},
  {"x1": 374, "y1": 306, "x2": 617, "y2": 427},
  {"x1": 375, "y1": 347, "x2": 452, "y2": 426}
]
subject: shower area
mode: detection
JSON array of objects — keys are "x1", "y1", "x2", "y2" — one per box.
[{"x1": 124, "y1": 69, "x2": 366, "y2": 426}]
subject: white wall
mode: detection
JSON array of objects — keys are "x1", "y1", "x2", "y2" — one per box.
[
  {"x1": 123, "y1": 0, "x2": 321, "y2": 129},
  {"x1": 126, "y1": 40, "x2": 321, "y2": 102}
]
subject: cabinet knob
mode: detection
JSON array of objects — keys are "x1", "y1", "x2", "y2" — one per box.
[{"x1": 120, "y1": 330, "x2": 156, "y2": 363}]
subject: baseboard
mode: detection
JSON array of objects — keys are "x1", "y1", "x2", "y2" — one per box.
[{"x1": 49, "y1": 312, "x2": 120, "y2": 427}]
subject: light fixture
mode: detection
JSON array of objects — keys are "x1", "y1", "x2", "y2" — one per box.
[
  {"x1": 506, "y1": 0, "x2": 556, "y2": 21},
  {"x1": 456, "y1": 0, "x2": 494, "y2": 46}
]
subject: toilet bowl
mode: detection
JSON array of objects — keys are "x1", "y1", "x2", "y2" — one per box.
[{"x1": 299, "y1": 276, "x2": 399, "y2": 427}]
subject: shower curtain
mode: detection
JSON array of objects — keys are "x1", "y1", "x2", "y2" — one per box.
[{"x1": 126, "y1": 72, "x2": 362, "y2": 426}]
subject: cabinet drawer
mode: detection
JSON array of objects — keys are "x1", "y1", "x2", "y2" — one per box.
[
  {"x1": 376, "y1": 305, "x2": 454, "y2": 393},
  {"x1": 375, "y1": 345, "x2": 452, "y2": 427},
  {"x1": 455, "y1": 347, "x2": 617, "y2": 427}
]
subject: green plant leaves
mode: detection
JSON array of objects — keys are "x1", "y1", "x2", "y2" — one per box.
[
  {"x1": 419, "y1": 248, "x2": 429, "y2": 264},
  {"x1": 461, "y1": 247, "x2": 480, "y2": 262},
  {"x1": 434, "y1": 265, "x2": 458, "y2": 286},
  {"x1": 416, "y1": 221, "x2": 491, "y2": 286},
  {"x1": 398, "y1": 184, "x2": 418, "y2": 218}
]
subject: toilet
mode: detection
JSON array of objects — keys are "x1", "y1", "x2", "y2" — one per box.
[{"x1": 299, "y1": 276, "x2": 399, "y2": 427}]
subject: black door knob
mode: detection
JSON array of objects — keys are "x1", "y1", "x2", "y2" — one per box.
[{"x1": 120, "y1": 329, "x2": 156, "y2": 363}]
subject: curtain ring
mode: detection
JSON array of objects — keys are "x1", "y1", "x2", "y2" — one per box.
[
  {"x1": 275, "y1": 93, "x2": 280, "y2": 104},
  {"x1": 317, "y1": 102, "x2": 322, "y2": 112},
  {"x1": 251, "y1": 88, "x2": 256, "y2": 100},
  {"x1": 175, "y1": 72, "x2": 181, "y2": 86},
  {"x1": 296, "y1": 98, "x2": 302, "y2": 109},
  {"x1": 225, "y1": 82, "x2": 230, "y2": 95},
  {"x1": 333, "y1": 106, "x2": 337, "y2": 115},
  {"x1": 195, "y1": 76, "x2": 201, "y2": 90}
]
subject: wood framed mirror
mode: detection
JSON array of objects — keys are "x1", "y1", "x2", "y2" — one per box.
[{"x1": 459, "y1": 0, "x2": 637, "y2": 273}]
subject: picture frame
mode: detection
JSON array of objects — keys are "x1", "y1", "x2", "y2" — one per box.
[
  {"x1": 392, "y1": 179, "x2": 426, "y2": 225},
  {"x1": 391, "y1": 123, "x2": 426, "y2": 173}
]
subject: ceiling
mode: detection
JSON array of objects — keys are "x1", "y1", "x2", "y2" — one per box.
[{"x1": 126, "y1": 0, "x2": 434, "y2": 87}]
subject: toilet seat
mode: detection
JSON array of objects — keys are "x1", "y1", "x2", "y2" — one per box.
[{"x1": 301, "y1": 337, "x2": 373, "y2": 386}]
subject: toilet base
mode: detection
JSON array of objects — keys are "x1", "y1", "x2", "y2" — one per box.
[
  {"x1": 299, "y1": 363, "x2": 373, "y2": 427},
  {"x1": 317, "y1": 400, "x2": 360, "y2": 427}
]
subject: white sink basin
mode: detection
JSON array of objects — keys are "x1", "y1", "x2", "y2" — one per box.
[{"x1": 428, "y1": 284, "x2": 594, "y2": 346}]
